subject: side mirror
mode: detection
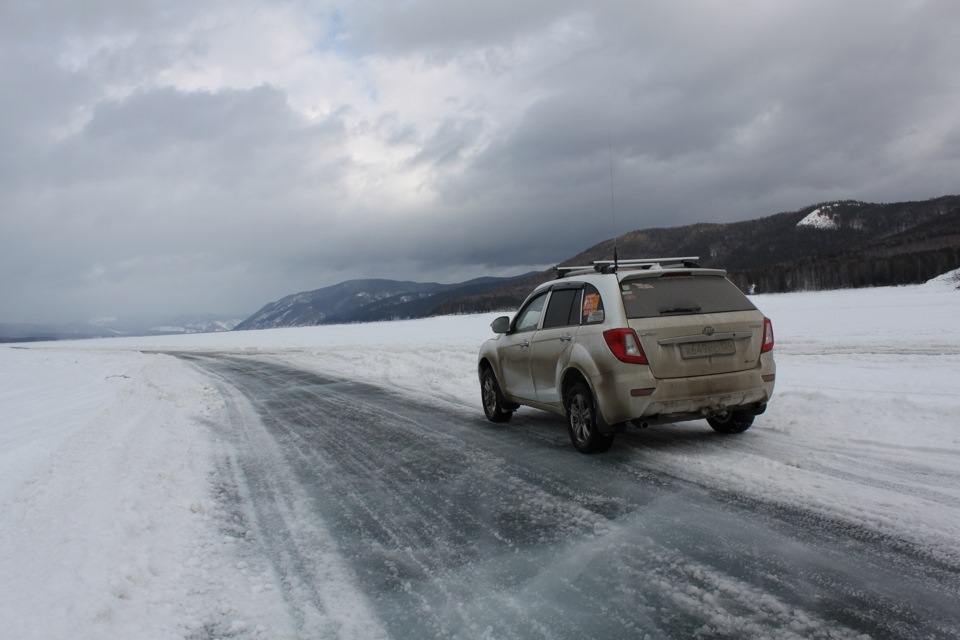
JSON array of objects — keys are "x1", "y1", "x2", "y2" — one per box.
[{"x1": 490, "y1": 316, "x2": 511, "y2": 334}]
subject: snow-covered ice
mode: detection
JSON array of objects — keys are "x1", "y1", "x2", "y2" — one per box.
[{"x1": 1, "y1": 274, "x2": 959, "y2": 638}]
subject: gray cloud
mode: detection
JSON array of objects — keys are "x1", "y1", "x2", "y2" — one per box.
[{"x1": 2, "y1": 0, "x2": 959, "y2": 323}]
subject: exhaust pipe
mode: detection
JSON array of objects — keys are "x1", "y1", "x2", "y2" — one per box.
[{"x1": 702, "y1": 407, "x2": 728, "y2": 419}]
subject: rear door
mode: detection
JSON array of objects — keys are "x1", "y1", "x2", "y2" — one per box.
[
  {"x1": 530, "y1": 286, "x2": 582, "y2": 404},
  {"x1": 620, "y1": 274, "x2": 764, "y2": 379}
]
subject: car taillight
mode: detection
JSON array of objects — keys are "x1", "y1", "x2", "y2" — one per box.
[
  {"x1": 761, "y1": 317, "x2": 774, "y2": 353},
  {"x1": 603, "y1": 328, "x2": 648, "y2": 364}
]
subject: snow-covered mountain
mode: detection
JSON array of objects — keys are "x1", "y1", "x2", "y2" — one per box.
[
  {"x1": 796, "y1": 202, "x2": 857, "y2": 229},
  {"x1": 7, "y1": 196, "x2": 956, "y2": 340},
  {"x1": 235, "y1": 275, "x2": 533, "y2": 330}
]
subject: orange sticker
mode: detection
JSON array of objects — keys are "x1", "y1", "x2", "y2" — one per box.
[{"x1": 582, "y1": 293, "x2": 600, "y2": 314}]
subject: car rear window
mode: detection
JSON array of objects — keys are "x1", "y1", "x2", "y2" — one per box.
[
  {"x1": 620, "y1": 275, "x2": 756, "y2": 318},
  {"x1": 543, "y1": 288, "x2": 582, "y2": 329}
]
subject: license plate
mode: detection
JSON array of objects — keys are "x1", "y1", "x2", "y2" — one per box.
[{"x1": 679, "y1": 339, "x2": 735, "y2": 359}]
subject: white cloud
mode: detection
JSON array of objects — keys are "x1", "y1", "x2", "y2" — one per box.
[{"x1": 2, "y1": 0, "x2": 959, "y2": 323}]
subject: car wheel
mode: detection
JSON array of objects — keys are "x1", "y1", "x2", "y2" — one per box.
[
  {"x1": 707, "y1": 411, "x2": 755, "y2": 434},
  {"x1": 480, "y1": 368, "x2": 513, "y2": 423},
  {"x1": 565, "y1": 382, "x2": 614, "y2": 453}
]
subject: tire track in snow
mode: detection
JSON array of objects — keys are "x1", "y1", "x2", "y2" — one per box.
[{"x1": 182, "y1": 354, "x2": 391, "y2": 640}]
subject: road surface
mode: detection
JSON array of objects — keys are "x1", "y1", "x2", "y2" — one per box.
[{"x1": 177, "y1": 352, "x2": 960, "y2": 639}]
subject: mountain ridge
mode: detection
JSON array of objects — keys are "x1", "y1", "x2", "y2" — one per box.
[
  {"x1": 7, "y1": 195, "x2": 957, "y2": 340},
  {"x1": 234, "y1": 274, "x2": 536, "y2": 331},
  {"x1": 430, "y1": 195, "x2": 960, "y2": 315},
  {"x1": 237, "y1": 195, "x2": 959, "y2": 329}
]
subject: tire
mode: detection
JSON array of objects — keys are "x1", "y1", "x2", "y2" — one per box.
[
  {"x1": 565, "y1": 382, "x2": 614, "y2": 453},
  {"x1": 707, "y1": 410, "x2": 755, "y2": 434},
  {"x1": 480, "y1": 368, "x2": 513, "y2": 423}
]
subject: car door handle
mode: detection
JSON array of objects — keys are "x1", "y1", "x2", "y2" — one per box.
[
  {"x1": 560, "y1": 334, "x2": 573, "y2": 342},
  {"x1": 520, "y1": 339, "x2": 531, "y2": 348}
]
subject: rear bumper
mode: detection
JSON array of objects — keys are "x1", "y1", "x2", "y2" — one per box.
[{"x1": 589, "y1": 358, "x2": 776, "y2": 426}]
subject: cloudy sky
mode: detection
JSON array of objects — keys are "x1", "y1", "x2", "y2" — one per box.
[{"x1": 2, "y1": 1, "x2": 958, "y2": 324}]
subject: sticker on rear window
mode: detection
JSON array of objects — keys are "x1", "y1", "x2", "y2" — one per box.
[
  {"x1": 587, "y1": 310, "x2": 604, "y2": 323},
  {"x1": 582, "y1": 294, "x2": 600, "y2": 314}
]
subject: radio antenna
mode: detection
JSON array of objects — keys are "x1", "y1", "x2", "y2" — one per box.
[{"x1": 607, "y1": 130, "x2": 619, "y2": 270}]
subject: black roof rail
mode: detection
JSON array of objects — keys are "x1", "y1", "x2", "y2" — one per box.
[{"x1": 556, "y1": 256, "x2": 700, "y2": 277}]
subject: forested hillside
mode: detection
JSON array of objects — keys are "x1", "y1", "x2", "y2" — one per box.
[
  {"x1": 232, "y1": 196, "x2": 960, "y2": 327},
  {"x1": 436, "y1": 196, "x2": 960, "y2": 314}
]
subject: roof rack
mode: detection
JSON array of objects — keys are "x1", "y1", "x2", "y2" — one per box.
[{"x1": 556, "y1": 256, "x2": 700, "y2": 277}]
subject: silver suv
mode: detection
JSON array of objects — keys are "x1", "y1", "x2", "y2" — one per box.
[{"x1": 477, "y1": 257, "x2": 776, "y2": 453}]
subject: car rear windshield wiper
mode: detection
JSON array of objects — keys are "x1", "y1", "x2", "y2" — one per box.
[{"x1": 659, "y1": 305, "x2": 702, "y2": 314}]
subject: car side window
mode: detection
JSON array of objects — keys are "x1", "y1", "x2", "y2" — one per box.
[
  {"x1": 542, "y1": 288, "x2": 582, "y2": 329},
  {"x1": 514, "y1": 292, "x2": 548, "y2": 333},
  {"x1": 581, "y1": 284, "x2": 605, "y2": 324}
]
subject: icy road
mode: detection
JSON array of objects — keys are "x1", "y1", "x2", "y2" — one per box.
[
  {"x1": 2, "y1": 276, "x2": 960, "y2": 639},
  {"x1": 172, "y1": 351, "x2": 959, "y2": 640}
]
